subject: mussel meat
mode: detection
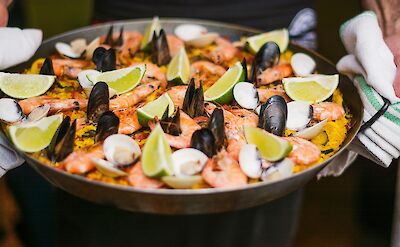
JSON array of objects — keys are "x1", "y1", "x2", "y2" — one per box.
[
  {"x1": 92, "y1": 47, "x2": 116, "y2": 72},
  {"x1": 250, "y1": 41, "x2": 280, "y2": 83},
  {"x1": 39, "y1": 58, "x2": 55, "y2": 75},
  {"x1": 190, "y1": 128, "x2": 216, "y2": 158},
  {"x1": 160, "y1": 106, "x2": 182, "y2": 136},
  {"x1": 47, "y1": 116, "x2": 76, "y2": 162},
  {"x1": 286, "y1": 101, "x2": 313, "y2": 130},
  {"x1": 95, "y1": 111, "x2": 119, "y2": 143},
  {"x1": 0, "y1": 98, "x2": 24, "y2": 123},
  {"x1": 151, "y1": 29, "x2": 171, "y2": 66},
  {"x1": 182, "y1": 79, "x2": 204, "y2": 118},
  {"x1": 207, "y1": 108, "x2": 225, "y2": 151},
  {"x1": 258, "y1": 95, "x2": 287, "y2": 136},
  {"x1": 87, "y1": 81, "x2": 110, "y2": 122}
]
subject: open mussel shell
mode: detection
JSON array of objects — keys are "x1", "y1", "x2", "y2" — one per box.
[
  {"x1": 190, "y1": 128, "x2": 216, "y2": 158},
  {"x1": 0, "y1": 98, "x2": 24, "y2": 123},
  {"x1": 104, "y1": 25, "x2": 125, "y2": 48},
  {"x1": 261, "y1": 158, "x2": 294, "y2": 183},
  {"x1": 233, "y1": 82, "x2": 259, "y2": 110},
  {"x1": 39, "y1": 58, "x2": 55, "y2": 75},
  {"x1": 87, "y1": 82, "x2": 110, "y2": 122},
  {"x1": 286, "y1": 101, "x2": 313, "y2": 131},
  {"x1": 171, "y1": 148, "x2": 208, "y2": 177},
  {"x1": 160, "y1": 107, "x2": 181, "y2": 136},
  {"x1": 291, "y1": 53, "x2": 316, "y2": 76},
  {"x1": 93, "y1": 47, "x2": 116, "y2": 72},
  {"x1": 294, "y1": 119, "x2": 328, "y2": 140},
  {"x1": 103, "y1": 134, "x2": 141, "y2": 166},
  {"x1": 182, "y1": 79, "x2": 204, "y2": 118},
  {"x1": 95, "y1": 111, "x2": 119, "y2": 143},
  {"x1": 250, "y1": 41, "x2": 280, "y2": 83},
  {"x1": 47, "y1": 117, "x2": 76, "y2": 162},
  {"x1": 151, "y1": 29, "x2": 171, "y2": 66},
  {"x1": 91, "y1": 157, "x2": 128, "y2": 178},
  {"x1": 162, "y1": 175, "x2": 203, "y2": 189},
  {"x1": 258, "y1": 95, "x2": 287, "y2": 136},
  {"x1": 239, "y1": 144, "x2": 263, "y2": 179},
  {"x1": 207, "y1": 108, "x2": 225, "y2": 151},
  {"x1": 27, "y1": 104, "x2": 50, "y2": 122}
]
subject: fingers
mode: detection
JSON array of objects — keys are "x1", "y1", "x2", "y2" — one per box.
[
  {"x1": 0, "y1": 0, "x2": 8, "y2": 27},
  {"x1": 394, "y1": 55, "x2": 400, "y2": 97}
]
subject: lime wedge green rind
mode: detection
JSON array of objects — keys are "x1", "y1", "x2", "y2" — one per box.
[
  {"x1": 141, "y1": 16, "x2": 161, "y2": 51},
  {"x1": 246, "y1": 29, "x2": 289, "y2": 54},
  {"x1": 142, "y1": 124, "x2": 174, "y2": 178},
  {"x1": 137, "y1": 93, "x2": 174, "y2": 127},
  {"x1": 167, "y1": 47, "x2": 191, "y2": 84}
]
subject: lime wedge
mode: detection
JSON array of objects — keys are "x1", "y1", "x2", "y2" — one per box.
[
  {"x1": 244, "y1": 126, "x2": 292, "y2": 162},
  {"x1": 8, "y1": 114, "x2": 63, "y2": 153},
  {"x1": 137, "y1": 93, "x2": 174, "y2": 126},
  {"x1": 140, "y1": 16, "x2": 161, "y2": 51},
  {"x1": 283, "y1": 74, "x2": 339, "y2": 103},
  {"x1": 246, "y1": 29, "x2": 289, "y2": 54},
  {"x1": 142, "y1": 124, "x2": 174, "y2": 177},
  {"x1": 88, "y1": 64, "x2": 146, "y2": 94},
  {"x1": 0, "y1": 72, "x2": 55, "y2": 99},
  {"x1": 167, "y1": 47, "x2": 190, "y2": 83},
  {"x1": 204, "y1": 61, "x2": 244, "y2": 104}
]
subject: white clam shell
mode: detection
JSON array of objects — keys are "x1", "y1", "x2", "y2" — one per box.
[
  {"x1": 70, "y1": 38, "x2": 87, "y2": 56},
  {"x1": 174, "y1": 24, "x2": 208, "y2": 41},
  {"x1": 77, "y1": 69, "x2": 99, "y2": 88},
  {"x1": 233, "y1": 82, "x2": 259, "y2": 110},
  {"x1": 186, "y1": 33, "x2": 219, "y2": 48},
  {"x1": 91, "y1": 157, "x2": 128, "y2": 177},
  {"x1": 27, "y1": 104, "x2": 50, "y2": 122},
  {"x1": 287, "y1": 101, "x2": 312, "y2": 130},
  {"x1": 103, "y1": 134, "x2": 141, "y2": 166},
  {"x1": 291, "y1": 53, "x2": 316, "y2": 77},
  {"x1": 0, "y1": 98, "x2": 24, "y2": 123},
  {"x1": 85, "y1": 37, "x2": 101, "y2": 60},
  {"x1": 261, "y1": 158, "x2": 294, "y2": 182},
  {"x1": 294, "y1": 119, "x2": 328, "y2": 140},
  {"x1": 162, "y1": 175, "x2": 203, "y2": 189},
  {"x1": 172, "y1": 148, "x2": 208, "y2": 177},
  {"x1": 55, "y1": 41, "x2": 83, "y2": 59},
  {"x1": 239, "y1": 144, "x2": 263, "y2": 179}
]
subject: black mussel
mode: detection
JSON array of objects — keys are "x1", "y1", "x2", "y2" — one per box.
[
  {"x1": 95, "y1": 111, "x2": 119, "y2": 143},
  {"x1": 39, "y1": 58, "x2": 55, "y2": 75},
  {"x1": 160, "y1": 106, "x2": 182, "y2": 136},
  {"x1": 93, "y1": 47, "x2": 116, "y2": 72},
  {"x1": 241, "y1": 58, "x2": 248, "y2": 82},
  {"x1": 182, "y1": 79, "x2": 204, "y2": 118},
  {"x1": 104, "y1": 25, "x2": 124, "y2": 47},
  {"x1": 151, "y1": 29, "x2": 171, "y2": 66},
  {"x1": 104, "y1": 25, "x2": 114, "y2": 46},
  {"x1": 258, "y1": 95, "x2": 287, "y2": 136},
  {"x1": 47, "y1": 117, "x2": 76, "y2": 162},
  {"x1": 208, "y1": 108, "x2": 225, "y2": 151},
  {"x1": 114, "y1": 26, "x2": 124, "y2": 47},
  {"x1": 250, "y1": 41, "x2": 280, "y2": 83},
  {"x1": 190, "y1": 128, "x2": 216, "y2": 158},
  {"x1": 87, "y1": 82, "x2": 110, "y2": 122}
]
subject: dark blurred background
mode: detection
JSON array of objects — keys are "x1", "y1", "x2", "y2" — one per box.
[{"x1": 0, "y1": 0, "x2": 396, "y2": 246}]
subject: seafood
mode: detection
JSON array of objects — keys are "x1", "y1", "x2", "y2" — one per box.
[
  {"x1": 167, "y1": 85, "x2": 187, "y2": 108},
  {"x1": 113, "y1": 108, "x2": 141, "y2": 134},
  {"x1": 250, "y1": 41, "x2": 280, "y2": 82},
  {"x1": 51, "y1": 58, "x2": 90, "y2": 78},
  {"x1": 206, "y1": 37, "x2": 239, "y2": 66},
  {"x1": 257, "y1": 85, "x2": 291, "y2": 103},
  {"x1": 166, "y1": 34, "x2": 184, "y2": 57},
  {"x1": 312, "y1": 102, "x2": 345, "y2": 121},
  {"x1": 258, "y1": 95, "x2": 287, "y2": 136},
  {"x1": 47, "y1": 117, "x2": 76, "y2": 162},
  {"x1": 127, "y1": 163, "x2": 164, "y2": 189},
  {"x1": 284, "y1": 137, "x2": 321, "y2": 165},
  {"x1": 19, "y1": 96, "x2": 87, "y2": 115},
  {"x1": 151, "y1": 29, "x2": 171, "y2": 66},
  {"x1": 256, "y1": 63, "x2": 293, "y2": 85},
  {"x1": 190, "y1": 61, "x2": 226, "y2": 88},
  {"x1": 0, "y1": 98, "x2": 24, "y2": 123},
  {"x1": 182, "y1": 79, "x2": 204, "y2": 118},
  {"x1": 64, "y1": 145, "x2": 104, "y2": 174},
  {"x1": 119, "y1": 31, "x2": 143, "y2": 64}
]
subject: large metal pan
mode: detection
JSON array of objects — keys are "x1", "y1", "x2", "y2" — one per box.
[{"x1": 5, "y1": 18, "x2": 363, "y2": 214}]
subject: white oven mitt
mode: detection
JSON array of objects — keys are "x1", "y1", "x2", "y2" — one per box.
[
  {"x1": 319, "y1": 11, "x2": 400, "y2": 177},
  {"x1": 0, "y1": 27, "x2": 42, "y2": 70}
]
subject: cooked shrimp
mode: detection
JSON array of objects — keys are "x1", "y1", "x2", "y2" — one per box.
[
  {"x1": 127, "y1": 163, "x2": 164, "y2": 189},
  {"x1": 149, "y1": 110, "x2": 201, "y2": 149},
  {"x1": 119, "y1": 31, "x2": 143, "y2": 64},
  {"x1": 129, "y1": 62, "x2": 167, "y2": 89},
  {"x1": 166, "y1": 34, "x2": 184, "y2": 57},
  {"x1": 19, "y1": 96, "x2": 88, "y2": 115},
  {"x1": 64, "y1": 145, "x2": 104, "y2": 174},
  {"x1": 283, "y1": 137, "x2": 321, "y2": 166},
  {"x1": 257, "y1": 63, "x2": 293, "y2": 85},
  {"x1": 312, "y1": 102, "x2": 345, "y2": 121},
  {"x1": 109, "y1": 80, "x2": 160, "y2": 110},
  {"x1": 205, "y1": 37, "x2": 239, "y2": 66},
  {"x1": 202, "y1": 150, "x2": 247, "y2": 188},
  {"x1": 113, "y1": 108, "x2": 142, "y2": 134},
  {"x1": 167, "y1": 85, "x2": 187, "y2": 108},
  {"x1": 257, "y1": 85, "x2": 291, "y2": 103},
  {"x1": 190, "y1": 61, "x2": 226, "y2": 88},
  {"x1": 52, "y1": 58, "x2": 90, "y2": 78}
]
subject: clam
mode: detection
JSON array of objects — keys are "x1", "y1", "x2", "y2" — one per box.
[
  {"x1": 55, "y1": 38, "x2": 87, "y2": 59},
  {"x1": 47, "y1": 117, "x2": 76, "y2": 162},
  {"x1": 294, "y1": 119, "x2": 328, "y2": 140},
  {"x1": 207, "y1": 108, "x2": 225, "y2": 151},
  {"x1": 39, "y1": 58, "x2": 55, "y2": 75},
  {"x1": 103, "y1": 134, "x2": 141, "y2": 166},
  {"x1": 291, "y1": 53, "x2": 316, "y2": 76},
  {"x1": 27, "y1": 104, "x2": 50, "y2": 122},
  {"x1": 95, "y1": 111, "x2": 119, "y2": 143},
  {"x1": 91, "y1": 157, "x2": 128, "y2": 177},
  {"x1": 174, "y1": 24, "x2": 218, "y2": 48},
  {"x1": 92, "y1": 47, "x2": 116, "y2": 72},
  {"x1": 261, "y1": 158, "x2": 294, "y2": 182},
  {"x1": 171, "y1": 148, "x2": 208, "y2": 177},
  {"x1": 87, "y1": 81, "x2": 110, "y2": 122},
  {"x1": 286, "y1": 101, "x2": 313, "y2": 130},
  {"x1": 151, "y1": 29, "x2": 171, "y2": 66},
  {"x1": 0, "y1": 98, "x2": 24, "y2": 123},
  {"x1": 239, "y1": 144, "x2": 263, "y2": 179},
  {"x1": 258, "y1": 95, "x2": 287, "y2": 136},
  {"x1": 162, "y1": 175, "x2": 203, "y2": 189},
  {"x1": 233, "y1": 82, "x2": 259, "y2": 110},
  {"x1": 250, "y1": 41, "x2": 280, "y2": 83},
  {"x1": 190, "y1": 128, "x2": 216, "y2": 158},
  {"x1": 85, "y1": 37, "x2": 101, "y2": 60},
  {"x1": 182, "y1": 79, "x2": 204, "y2": 118}
]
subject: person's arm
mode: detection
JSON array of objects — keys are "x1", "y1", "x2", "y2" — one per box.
[
  {"x1": 0, "y1": 0, "x2": 12, "y2": 27},
  {"x1": 363, "y1": 0, "x2": 400, "y2": 96}
]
